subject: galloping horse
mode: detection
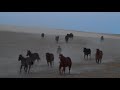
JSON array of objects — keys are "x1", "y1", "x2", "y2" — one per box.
[
  {"x1": 83, "y1": 48, "x2": 91, "y2": 60},
  {"x1": 18, "y1": 54, "x2": 33, "y2": 73},
  {"x1": 46, "y1": 53, "x2": 54, "y2": 67},
  {"x1": 26, "y1": 50, "x2": 40, "y2": 64},
  {"x1": 95, "y1": 49, "x2": 103, "y2": 64},
  {"x1": 59, "y1": 54, "x2": 72, "y2": 74}
]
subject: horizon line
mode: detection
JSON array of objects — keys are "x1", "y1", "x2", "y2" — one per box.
[{"x1": 0, "y1": 24, "x2": 118, "y2": 35}]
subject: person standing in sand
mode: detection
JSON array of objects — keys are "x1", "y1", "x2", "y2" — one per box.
[{"x1": 57, "y1": 46, "x2": 62, "y2": 55}]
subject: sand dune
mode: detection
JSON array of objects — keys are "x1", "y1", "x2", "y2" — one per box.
[{"x1": 0, "y1": 25, "x2": 120, "y2": 78}]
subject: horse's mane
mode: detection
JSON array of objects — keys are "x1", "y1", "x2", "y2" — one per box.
[{"x1": 59, "y1": 55, "x2": 66, "y2": 62}]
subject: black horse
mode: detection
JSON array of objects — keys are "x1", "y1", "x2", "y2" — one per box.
[
  {"x1": 18, "y1": 54, "x2": 33, "y2": 73},
  {"x1": 46, "y1": 53, "x2": 54, "y2": 67},
  {"x1": 26, "y1": 50, "x2": 40, "y2": 64},
  {"x1": 69, "y1": 33, "x2": 74, "y2": 39},
  {"x1": 83, "y1": 48, "x2": 91, "y2": 60},
  {"x1": 65, "y1": 35, "x2": 69, "y2": 43},
  {"x1": 41, "y1": 33, "x2": 45, "y2": 38},
  {"x1": 55, "y1": 36, "x2": 59, "y2": 43}
]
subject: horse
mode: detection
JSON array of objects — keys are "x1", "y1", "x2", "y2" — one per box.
[
  {"x1": 18, "y1": 54, "x2": 33, "y2": 73},
  {"x1": 95, "y1": 49, "x2": 103, "y2": 64},
  {"x1": 55, "y1": 36, "x2": 59, "y2": 43},
  {"x1": 69, "y1": 33, "x2": 74, "y2": 39},
  {"x1": 26, "y1": 50, "x2": 40, "y2": 64},
  {"x1": 59, "y1": 54, "x2": 72, "y2": 75},
  {"x1": 83, "y1": 48, "x2": 91, "y2": 60},
  {"x1": 46, "y1": 53, "x2": 54, "y2": 67},
  {"x1": 101, "y1": 36, "x2": 104, "y2": 42},
  {"x1": 65, "y1": 35, "x2": 69, "y2": 43},
  {"x1": 41, "y1": 33, "x2": 45, "y2": 38}
]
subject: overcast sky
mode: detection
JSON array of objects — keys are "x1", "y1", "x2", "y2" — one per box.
[{"x1": 0, "y1": 12, "x2": 120, "y2": 34}]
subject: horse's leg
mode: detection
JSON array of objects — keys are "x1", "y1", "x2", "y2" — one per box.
[
  {"x1": 28, "y1": 65, "x2": 31, "y2": 73},
  {"x1": 37, "y1": 59, "x2": 39, "y2": 62},
  {"x1": 99, "y1": 59, "x2": 101, "y2": 64},
  {"x1": 37, "y1": 55, "x2": 40, "y2": 62},
  {"x1": 24, "y1": 66, "x2": 25, "y2": 71},
  {"x1": 84, "y1": 54, "x2": 85, "y2": 59},
  {"x1": 59, "y1": 65, "x2": 62, "y2": 75},
  {"x1": 47, "y1": 62, "x2": 49, "y2": 67},
  {"x1": 63, "y1": 67, "x2": 65, "y2": 74},
  {"x1": 96, "y1": 58, "x2": 98, "y2": 64},
  {"x1": 52, "y1": 61, "x2": 54, "y2": 66},
  {"x1": 20, "y1": 65, "x2": 22, "y2": 73},
  {"x1": 62, "y1": 68, "x2": 64, "y2": 74},
  {"x1": 25, "y1": 66, "x2": 28, "y2": 73},
  {"x1": 100, "y1": 59, "x2": 101, "y2": 63},
  {"x1": 62, "y1": 67, "x2": 65, "y2": 74},
  {"x1": 90, "y1": 54, "x2": 91, "y2": 60},
  {"x1": 69, "y1": 65, "x2": 71, "y2": 74},
  {"x1": 24, "y1": 66, "x2": 26, "y2": 72},
  {"x1": 97, "y1": 59, "x2": 99, "y2": 64},
  {"x1": 87, "y1": 55, "x2": 88, "y2": 60},
  {"x1": 98, "y1": 59, "x2": 100, "y2": 64},
  {"x1": 50, "y1": 62, "x2": 52, "y2": 68}
]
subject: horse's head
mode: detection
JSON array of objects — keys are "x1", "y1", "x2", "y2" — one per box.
[
  {"x1": 96, "y1": 49, "x2": 99, "y2": 51},
  {"x1": 18, "y1": 54, "x2": 22, "y2": 61},
  {"x1": 83, "y1": 48, "x2": 86, "y2": 51},
  {"x1": 59, "y1": 54, "x2": 63, "y2": 59},
  {"x1": 46, "y1": 52, "x2": 49, "y2": 55},
  {"x1": 96, "y1": 49, "x2": 100, "y2": 54},
  {"x1": 26, "y1": 50, "x2": 31, "y2": 56}
]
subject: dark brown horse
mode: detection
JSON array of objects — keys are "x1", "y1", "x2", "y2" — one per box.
[
  {"x1": 18, "y1": 54, "x2": 33, "y2": 73},
  {"x1": 95, "y1": 49, "x2": 103, "y2": 64},
  {"x1": 59, "y1": 54, "x2": 72, "y2": 75},
  {"x1": 46, "y1": 53, "x2": 54, "y2": 67}
]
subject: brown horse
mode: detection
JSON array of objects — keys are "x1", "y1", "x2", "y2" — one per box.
[
  {"x1": 59, "y1": 54, "x2": 72, "y2": 75},
  {"x1": 95, "y1": 49, "x2": 103, "y2": 64},
  {"x1": 46, "y1": 53, "x2": 54, "y2": 67}
]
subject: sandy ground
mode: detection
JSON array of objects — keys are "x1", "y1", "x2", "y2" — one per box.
[{"x1": 0, "y1": 25, "x2": 120, "y2": 78}]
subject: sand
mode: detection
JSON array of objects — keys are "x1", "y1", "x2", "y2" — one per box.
[{"x1": 0, "y1": 25, "x2": 120, "y2": 78}]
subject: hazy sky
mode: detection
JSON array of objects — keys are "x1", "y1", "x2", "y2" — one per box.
[{"x1": 0, "y1": 12, "x2": 120, "y2": 34}]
